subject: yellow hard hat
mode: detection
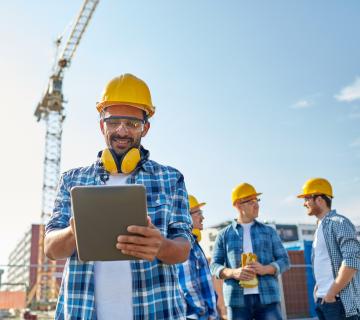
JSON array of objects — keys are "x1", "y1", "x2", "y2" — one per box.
[
  {"x1": 188, "y1": 195, "x2": 206, "y2": 210},
  {"x1": 96, "y1": 73, "x2": 155, "y2": 118},
  {"x1": 231, "y1": 183, "x2": 262, "y2": 205},
  {"x1": 297, "y1": 178, "x2": 333, "y2": 198}
]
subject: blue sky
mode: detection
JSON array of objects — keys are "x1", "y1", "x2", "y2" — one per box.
[{"x1": 1, "y1": 1, "x2": 359, "y2": 265}]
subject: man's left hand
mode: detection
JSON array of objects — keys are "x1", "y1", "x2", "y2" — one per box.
[
  {"x1": 322, "y1": 292, "x2": 337, "y2": 304},
  {"x1": 248, "y1": 262, "x2": 275, "y2": 275},
  {"x1": 116, "y1": 217, "x2": 163, "y2": 261}
]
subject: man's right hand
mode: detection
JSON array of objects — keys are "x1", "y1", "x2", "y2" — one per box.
[{"x1": 230, "y1": 266, "x2": 256, "y2": 281}]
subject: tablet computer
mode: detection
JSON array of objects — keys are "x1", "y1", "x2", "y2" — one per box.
[{"x1": 70, "y1": 184, "x2": 148, "y2": 262}]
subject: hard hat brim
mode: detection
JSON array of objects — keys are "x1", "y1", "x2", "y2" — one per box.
[
  {"x1": 233, "y1": 193, "x2": 262, "y2": 205},
  {"x1": 96, "y1": 101, "x2": 155, "y2": 118},
  {"x1": 297, "y1": 193, "x2": 333, "y2": 199},
  {"x1": 297, "y1": 193, "x2": 306, "y2": 198},
  {"x1": 190, "y1": 202, "x2": 206, "y2": 210}
]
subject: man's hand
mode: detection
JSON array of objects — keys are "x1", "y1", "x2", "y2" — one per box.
[
  {"x1": 321, "y1": 292, "x2": 337, "y2": 304},
  {"x1": 116, "y1": 217, "x2": 163, "y2": 261},
  {"x1": 230, "y1": 266, "x2": 256, "y2": 281},
  {"x1": 248, "y1": 261, "x2": 276, "y2": 276}
]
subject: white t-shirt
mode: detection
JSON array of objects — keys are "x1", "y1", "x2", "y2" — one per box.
[
  {"x1": 94, "y1": 174, "x2": 133, "y2": 319},
  {"x1": 241, "y1": 222, "x2": 259, "y2": 295},
  {"x1": 313, "y1": 218, "x2": 334, "y2": 298}
]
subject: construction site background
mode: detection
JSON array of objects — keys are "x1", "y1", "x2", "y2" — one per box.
[{"x1": 0, "y1": 221, "x2": 320, "y2": 320}]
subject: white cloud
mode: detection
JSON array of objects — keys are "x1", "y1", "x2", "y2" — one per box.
[
  {"x1": 291, "y1": 99, "x2": 313, "y2": 109},
  {"x1": 335, "y1": 77, "x2": 360, "y2": 102},
  {"x1": 350, "y1": 137, "x2": 360, "y2": 148},
  {"x1": 280, "y1": 194, "x2": 298, "y2": 206}
]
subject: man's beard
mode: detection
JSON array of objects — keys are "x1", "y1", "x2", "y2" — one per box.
[
  {"x1": 308, "y1": 204, "x2": 322, "y2": 216},
  {"x1": 110, "y1": 134, "x2": 141, "y2": 156}
]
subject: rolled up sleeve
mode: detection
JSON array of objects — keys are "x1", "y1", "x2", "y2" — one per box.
[
  {"x1": 337, "y1": 220, "x2": 360, "y2": 270},
  {"x1": 210, "y1": 231, "x2": 226, "y2": 279}
]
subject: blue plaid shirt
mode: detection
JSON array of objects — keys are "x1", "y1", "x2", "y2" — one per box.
[
  {"x1": 313, "y1": 210, "x2": 360, "y2": 317},
  {"x1": 46, "y1": 148, "x2": 193, "y2": 319},
  {"x1": 210, "y1": 220, "x2": 290, "y2": 308},
  {"x1": 177, "y1": 235, "x2": 218, "y2": 320}
]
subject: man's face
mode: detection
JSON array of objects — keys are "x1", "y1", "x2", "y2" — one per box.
[
  {"x1": 303, "y1": 195, "x2": 322, "y2": 217},
  {"x1": 191, "y1": 207, "x2": 204, "y2": 230},
  {"x1": 235, "y1": 195, "x2": 260, "y2": 221},
  {"x1": 100, "y1": 105, "x2": 150, "y2": 156}
]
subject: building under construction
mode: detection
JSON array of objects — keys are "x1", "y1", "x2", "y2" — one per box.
[{"x1": 4, "y1": 225, "x2": 65, "y2": 309}]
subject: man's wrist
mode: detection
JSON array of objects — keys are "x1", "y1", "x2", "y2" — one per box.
[
  {"x1": 265, "y1": 264, "x2": 276, "y2": 275},
  {"x1": 327, "y1": 286, "x2": 338, "y2": 298},
  {"x1": 220, "y1": 268, "x2": 232, "y2": 280}
]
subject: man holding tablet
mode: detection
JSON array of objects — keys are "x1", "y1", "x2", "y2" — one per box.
[{"x1": 44, "y1": 73, "x2": 193, "y2": 319}]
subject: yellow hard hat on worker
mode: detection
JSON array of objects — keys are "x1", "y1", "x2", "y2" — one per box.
[
  {"x1": 188, "y1": 195, "x2": 206, "y2": 210},
  {"x1": 297, "y1": 178, "x2": 333, "y2": 198},
  {"x1": 231, "y1": 183, "x2": 262, "y2": 205},
  {"x1": 96, "y1": 73, "x2": 155, "y2": 117}
]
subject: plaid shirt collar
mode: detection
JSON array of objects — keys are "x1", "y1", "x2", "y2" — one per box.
[{"x1": 231, "y1": 218, "x2": 260, "y2": 231}]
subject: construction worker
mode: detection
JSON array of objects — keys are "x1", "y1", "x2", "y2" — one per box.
[
  {"x1": 298, "y1": 178, "x2": 360, "y2": 319},
  {"x1": 210, "y1": 183, "x2": 290, "y2": 320},
  {"x1": 177, "y1": 195, "x2": 218, "y2": 320},
  {"x1": 44, "y1": 73, "x2": 193, "y2": 319}
]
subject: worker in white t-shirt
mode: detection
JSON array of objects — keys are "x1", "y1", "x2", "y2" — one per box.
[{"x1": 298, "y1": 178, "x2": 360, "y2": 319}]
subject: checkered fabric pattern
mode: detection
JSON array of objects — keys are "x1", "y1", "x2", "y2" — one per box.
[
  {"x1": 46, "y1": 147, "x2": 193, "y2": 320},
  {"x1": 210, "y1": 220, "x2": 290, "y2": 308},
  {"x1": 177, "y1": 236, "x2": 218, "y2": 320},
  {"x1": 315, "y1": 210, "x2": 360, "y2": 317}
]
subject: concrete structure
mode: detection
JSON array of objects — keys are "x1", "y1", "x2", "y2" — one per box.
[
  {"x1": 5, "y1": 225, "x2": 41, "y2": 292},
  {"x1": 4, "y1": 224, "x2": 64, "y2": 307}
]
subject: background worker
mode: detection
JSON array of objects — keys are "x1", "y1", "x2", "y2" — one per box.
[
  {"x1": 298, "y1": 178, "x2": 360, "y2": 320},
  {"x1": 177, "y1": 195, "x2": 218, "y2": 320},
  {"x1": 210, "y1": 183, "x2": 290, "y2": 320},
  {"x1": 44, "y1": 73, "x2": 192, "y2": 319}
]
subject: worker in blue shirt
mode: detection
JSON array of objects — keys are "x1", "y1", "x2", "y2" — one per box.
[
  {"x1": 210, "y1": 183, "x2": 290, "y2": 320},
  {"x1": 177, "y1": 195, "x2": 218, "y2": 319},
  {"x1": 44, "y1": 74, "x2": 192, "y2": 319}
]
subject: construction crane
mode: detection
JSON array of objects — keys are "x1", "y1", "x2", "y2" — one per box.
[
  {"x1": 35, "y1": 0, "x2": 99, "y2": 222},
  {"x1": 30, "y1": 0, "x2": 99, "y2": 307}
]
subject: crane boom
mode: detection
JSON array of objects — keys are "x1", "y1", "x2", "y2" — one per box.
[
  {"x1": 56, "y1": 0, "x2": 99, "y2": 78},
  {"x1": 35, "y1": 0, "x2": 99, "y2": 121}
]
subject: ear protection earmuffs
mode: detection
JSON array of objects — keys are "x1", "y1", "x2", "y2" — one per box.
[
  {"x1": 100, "y1": 148, "x2": 141, "y2": 174},
  {"x1": 192, "y1": 228, "x2": 202, "y2": 242}
]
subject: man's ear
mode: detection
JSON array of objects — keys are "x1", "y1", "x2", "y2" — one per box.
[
  {"x1": 141, "y1": 122, "x2": 150, "y2": 137},
  {"x1": 100, "y1": 119, "x2": 105, "y2": 135}
]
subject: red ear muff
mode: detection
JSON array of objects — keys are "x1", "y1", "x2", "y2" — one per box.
[{"x1": 101, "y1": 148, "x2": 140, "y2": 174}]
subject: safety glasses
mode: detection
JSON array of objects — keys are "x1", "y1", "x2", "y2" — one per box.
[
  {"x1": 103, "y1": 116, "x2": 145, "y2": 131},
  {"x1": 240, "y1": 198, "x2": 261, "y2": 205}
]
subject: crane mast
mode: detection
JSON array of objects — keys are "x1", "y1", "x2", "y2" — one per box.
[
  {"x1": 35, "y1": 0, "x2": 99, "y2": 222},
  {"x1": 30, "y1": 0, "x2": 99, "y2": 306}
]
